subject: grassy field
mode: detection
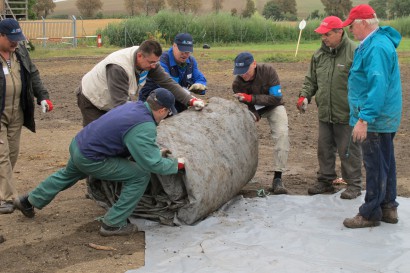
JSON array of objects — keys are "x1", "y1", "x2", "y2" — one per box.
[
  {"x1": 30, "y1": 38, "x2": 410, "y2": 64},
  {"x1": 52, "y1": 0, "x2": 369, "y2": 18}
]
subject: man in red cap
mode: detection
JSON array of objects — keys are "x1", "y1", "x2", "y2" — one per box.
[
  {"x1": 341, "y1": 5, "x2": 402, "y2": 229},
  {"x1": 296, "y1": 16, "x2": 362, "y2": 199}
]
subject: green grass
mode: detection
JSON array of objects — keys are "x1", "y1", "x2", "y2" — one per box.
[{"x1": 30, "y1": 37, "x2": 410, "y2": 64}]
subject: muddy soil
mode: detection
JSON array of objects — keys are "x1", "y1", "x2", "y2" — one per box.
[{"x1": 1, "y1": 56, "x2": 409, "y2": 273}]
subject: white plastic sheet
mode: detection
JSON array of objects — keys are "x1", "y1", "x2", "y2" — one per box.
[{"x1": 128, "y1": 191, "x2": 410, "y2": 273}]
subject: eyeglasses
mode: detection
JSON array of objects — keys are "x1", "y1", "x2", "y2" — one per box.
[
  {"x1": 143, "y1": 54, "x2": 159, "y2": 67},
  {"x1": 349, "y1": 20, "x2": 362, "y2": 30}
]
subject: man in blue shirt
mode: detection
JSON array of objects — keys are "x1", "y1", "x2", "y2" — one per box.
[{"x1": 139, "y1": 33, "x2": 207, "y2": 112}]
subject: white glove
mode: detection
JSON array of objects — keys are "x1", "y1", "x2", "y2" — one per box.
[
  {"x1": 189, "y1": 83, "x2": 206, "y2": 91},
  {"x1": 296, "y1": 97, "x2": 308, "y2": 113},
  {"x1": 189, "y1": 98, "x2": 205, "y2": 111},
  {"x1": 41, "y1": 99, "x2": 53, "y2": 113}
]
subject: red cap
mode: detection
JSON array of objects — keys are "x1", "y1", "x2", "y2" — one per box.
[
  {"x1": 342, "y1": 4, "x2": 376, "y2": 27},
  {"x1": 315, "y1": 16, "x2": 343, "y2": 34}
]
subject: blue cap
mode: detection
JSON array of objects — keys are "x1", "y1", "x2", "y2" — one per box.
[
  {"x1": 174, "y1": 33, "x2": 193, "y2": 53},
  {"x1": 150, "y1": 88, "x2": 178, "y2": 115},
  {"x1": 233, "y1": 52, "x2": 254, "y2": 75},
  {"x1": 0, "y1": 18, "x2": 25, "y2": 42}
]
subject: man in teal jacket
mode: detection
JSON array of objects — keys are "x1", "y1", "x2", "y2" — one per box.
[
  {"x1": 297, "y1": 16, "x2": 362, "y2": 199},
  {"x1": 341, "y1": 5, "x2": 402, "y2": 228},
  {"x1": 15, "y1": 88, "x2": 185, "y2": 236}
]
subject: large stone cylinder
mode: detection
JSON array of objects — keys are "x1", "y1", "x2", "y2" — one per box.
[{"x1": 91, "y1": 97, "x2": 259, "y2": 225}]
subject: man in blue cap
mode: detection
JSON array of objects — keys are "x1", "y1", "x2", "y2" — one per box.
[
  {"x1": 232, "y1": 52, "x2": 290, "y2": 194},
  {"x1": 139, "y1": 33, "x2": 207, "y2": 113},
  {"x1": 0, "y1": 18, "x2": 53, "y2": 214},
  {"x1": 15, "y1": 88, "x2": 185, "y2": 236}
]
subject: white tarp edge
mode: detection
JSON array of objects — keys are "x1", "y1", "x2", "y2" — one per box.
[{"x1": 128, "y1": 191, "x2": 410, "y2": 273}]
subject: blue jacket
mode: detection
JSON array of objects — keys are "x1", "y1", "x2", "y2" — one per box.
[
  {"x1": 348, "y1": 26, "x2": 402, "y2": 132},
  {"x1": 139, "y1": 47, "x2": 207, "y2": 101}
]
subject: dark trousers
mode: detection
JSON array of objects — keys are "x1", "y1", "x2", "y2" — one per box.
[
  {"x1": 76, "y1": 86, "x2": 107, "y2": 126},
  {"x1": 359, "y1": 132, "x2": 399, "y2": 221},
  {"x1": 317, "y1": 121, "x2": 362, "y2": 190}
]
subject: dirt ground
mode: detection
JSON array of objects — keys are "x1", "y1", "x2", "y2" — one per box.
[{"x1": 0, "y1": 55, "x2": 409, "y2": 273}]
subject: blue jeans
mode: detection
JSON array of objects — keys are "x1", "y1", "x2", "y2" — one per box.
[{"x1": 359, "y1": 132, "x2": 399, "y2": 221}]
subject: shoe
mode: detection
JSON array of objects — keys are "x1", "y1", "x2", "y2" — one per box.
[
  {"x1": 340, "y1": 188, "x2": 362, "y2": 200},
  {"x1": 272, "y1": 178, "x2": 288, "y2": 195},
  {"x1": 343, "y1": 214, "x2": 380, "y2": 228},
  {"x1": 381, "y1": 207, "x2": 398, "y2": 224},
  {"x1": 99, "y1": 222, "x2": 139, "y2": 237},
  {"x1": 14, "y1": 194, "x2": 35, "y2": 218},
  {"x1": 308, "y1": 182, "x2": 334, "y2": 195},
  {"x1": 0, "y1": 201, "x2": 15, "y2": 214}
]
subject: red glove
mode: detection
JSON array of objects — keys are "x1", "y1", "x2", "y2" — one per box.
[
  {"x1": 41, "y1": 99, "x2": 53, "y2": 113},
  {"x1": 177, "y1": 158, "x2": 185, "y2": 170},
  {"x1": 234, "y1": 93, "x2": 252, "y2": 103},
  {"x1": 189, "y1": 98, "x2": 205, "y2": 110},
  {"x1": 296, "y1": 96, "x2": 308, "y2": 112}
]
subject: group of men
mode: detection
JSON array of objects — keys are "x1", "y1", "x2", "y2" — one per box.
[{"x1": 0, "y1": 3, "x2": 402, "y2": 235}]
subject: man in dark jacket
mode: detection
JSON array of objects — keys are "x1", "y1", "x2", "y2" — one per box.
[
  {"x1": 232, "y1": 52, "x2": 289, "y2": 194},
  {"x1": 139, "y1": 33, "x2": 207, "y2": 113},
  {"x1": 296, "y1": 16, "x2": 362, "y2": 199},
  {"x1": 0, "y1": 19, "x2": 53, "y2": 214}
]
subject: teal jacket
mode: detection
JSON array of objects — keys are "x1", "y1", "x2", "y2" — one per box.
[
  {"x1": 348, "y1": 26, "x2": 402, "y2": 132},
  {"x1": 300, "y1": 32, "x2": 357, "y2": 124}
]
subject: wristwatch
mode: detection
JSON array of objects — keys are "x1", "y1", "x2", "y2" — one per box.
[{"x1": 358, "y1": 118, "x2": 368, "y2": 125}]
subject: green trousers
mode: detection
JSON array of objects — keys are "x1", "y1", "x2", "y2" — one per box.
[{"x1": 28, "y1": 139, "x2": 150, "y2": 227}]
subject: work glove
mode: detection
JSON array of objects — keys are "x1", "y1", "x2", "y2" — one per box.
[
  {"x1": 296, "y1": 96, "x2": 308, "y2": 113},
  {"x1": 160, "y1": 148, "x2": 172, "y2": 158},
  {"x1": 41, "y1": 99, "x2": 53, "y2": 113},
  {"x1": 189, "y1": 83, "x2": 207, "y2": 95},
  {"x1": 189, "y1": 97, "x2": 205, "y2": 110},
  {"x1": 234, "y1": 93, "x2": 252, "y2": 103},
  {"x1": 177, "y1": 158, "x2": 185, "y2": 171}
]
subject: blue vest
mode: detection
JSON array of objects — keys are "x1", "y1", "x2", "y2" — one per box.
[{"x1": 75, "y1": 101, "x2": 154, "y2": 161}]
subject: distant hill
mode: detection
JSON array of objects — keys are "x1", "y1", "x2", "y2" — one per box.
[{"x1": 52, "y1": 0, "x2": 369, "y2": 19}]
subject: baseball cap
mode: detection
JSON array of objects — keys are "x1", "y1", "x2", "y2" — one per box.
[
  {"x1": 174, "y1": 33, "x2": 193, "y2": 53},
  {"x1": 342, "y1": 4, "x2": 376, "y2": 27},
  {"x1": 150, "y1": 88, "x2": 177, "y2": 115},
  {"x1": 315, "y1": 16, "x2": 343, "y2": 34},
  {"x1": 233, "y1": 52, "x2": 254, "y2": 75},
  {"x1": 0, "y1": 18, "x2": 25, "y2": 42}
]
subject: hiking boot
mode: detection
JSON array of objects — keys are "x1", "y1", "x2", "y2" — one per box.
[
  {"x1": 340, "y1": 188, "x2": 362, "y2": 200},
  {"x1": 14, "y1": 194, "x2": 35, "y2": 218},
  {"x1": 307, "y1": 182, "x2": 334, "y2": 195},
  {"x1": 381, "y1": 207, "x2": 398, "y2": 224},
  {"x1": 343, "y1": 214, "x2": 380, "y2": 228},
  {"x1": 99, "y1": 222, "x2": 139, "y2": 237},
  {"x1": 0, "y1": 201, "x2": 15, "y2": 214},
  {"x1": 272, "y1": 178, "x2": 288, "y2": 195}
]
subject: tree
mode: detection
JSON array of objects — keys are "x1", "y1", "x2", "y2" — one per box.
[
  {"x1": 262, "y1": 1, "x2": 283, "y2": 20},
  {"x1": 76, "y1": 0, "x2": 103, "y2": 18},
  {"x1": 231, "y1": 8, "x2": 238, "y2": 16},
  {"x1": 167, "y1": 0, "x2": 201, "y2": 13},
  {"x1": 321, "y1": 0, "x2": 352, "y2": 18},
  {"x1": 390, "y1": 0, "x2": 410, "y2": 18},
  {"x1": 33, "y1": 0, "x2": 56, "y2": 18},
  {"x1": 151, "y1": 0, "x2": 166, "y2": 13},
  {"x1": 212, "y1": 0, "x2": 223, "y2": 13},
  {"x1": 274, "y1": 0, "x2": 297, "y2": 15},
  {"x1": 307, "y1": 9, "x2": 321, "y2": 20},
  {"x1": 369, "y1": 0, "x2": 388, "y2": 19},
  {"x1": 124, "y1": 0, "x2": 139, "y2": 16},
  {"x1": 242, "y1": 0, "x2": 256, "y2": 18}
]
